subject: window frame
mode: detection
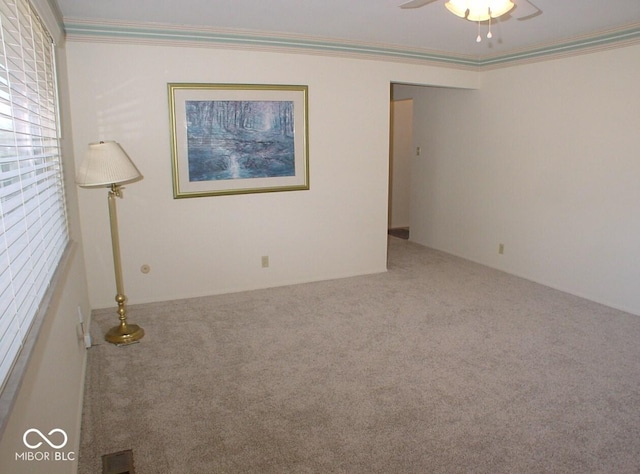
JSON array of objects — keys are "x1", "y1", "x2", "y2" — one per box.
[{"x1": 0, "y1": 0, "x2": 69, "y2": 434}]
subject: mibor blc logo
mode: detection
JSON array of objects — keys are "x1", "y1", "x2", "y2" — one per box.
[{"x1": 15, "y1": 428, "x2": 75, "y2": 462}]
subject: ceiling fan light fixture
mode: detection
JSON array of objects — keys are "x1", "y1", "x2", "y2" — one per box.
[
  {"x1": 444, "y1": 0, "x2": 469, "y2": 18},
  {"x1": 487, "y1": 0, "x2": 515, "y2": 18},
  {"x1": 445, "y1": 0, "x2": 514, "y2": 22}
]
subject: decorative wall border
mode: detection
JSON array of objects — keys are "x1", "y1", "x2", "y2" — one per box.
[
  {"x1": 63, "y1": 18, "x2": 640, "y2": 70},
  {"x1": 480, "y1": 24, "x2": 640, "y2": 69}
]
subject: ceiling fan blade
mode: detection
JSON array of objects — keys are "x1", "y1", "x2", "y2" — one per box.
[
  {"x1": 513, "y1": 0, "x2": 542, "y2": 20},
  {"x1": 399, "y1": 0, "x2": 438, "y2": 9}
]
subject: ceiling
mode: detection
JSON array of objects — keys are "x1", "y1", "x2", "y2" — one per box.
[{"x1": 55, "y1": 0, "x2": 640, "y2": 62}]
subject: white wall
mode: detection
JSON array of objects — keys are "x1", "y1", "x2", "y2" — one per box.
[
  {"x1": 66, "y1": 40, "x2": 477, "y2": 309},
  {"x1": 389, "y1": 99, "x2": 413, "y2": 229},
  {"x1": 396, "y1": 44, "x2": 640, "y2": 315}
]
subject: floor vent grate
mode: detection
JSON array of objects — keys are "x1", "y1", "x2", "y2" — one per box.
[{"x1": 102, "y1": 449, "x2": 135, "y2": 474}]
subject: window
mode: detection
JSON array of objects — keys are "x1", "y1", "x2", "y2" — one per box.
[{"x1": 0, "y1": 0, "x2": 68, "y2": 392}]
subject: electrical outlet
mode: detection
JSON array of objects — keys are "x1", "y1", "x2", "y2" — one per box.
[
  {"x1": 261, "y1": 256, "x2": 269, "y2": 268},
  {"x1": 498, "y1": 243, "x2": 505, "y2": 255}
]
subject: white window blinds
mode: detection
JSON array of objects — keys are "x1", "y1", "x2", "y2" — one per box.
[{"x1": 0, "y1": 0, "x2": 68, "y2": 391}]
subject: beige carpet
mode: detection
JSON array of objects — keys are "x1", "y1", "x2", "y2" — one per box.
[{"x1": 79, "y1": 237, "x2": 640, "y2": 473}]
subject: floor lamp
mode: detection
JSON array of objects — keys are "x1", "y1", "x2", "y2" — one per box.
[{"x1": 76, "y1": 141, "x2": 145, "y2": 345}]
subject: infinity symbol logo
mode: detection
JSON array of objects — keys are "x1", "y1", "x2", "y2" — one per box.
[{"x1": 23, "y1": 428, "x2": 68, "y2": 449}]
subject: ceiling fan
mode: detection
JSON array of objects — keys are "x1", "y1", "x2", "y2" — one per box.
[{"x1": 399, "y1": 0, "x2": 542, "y2": 22}]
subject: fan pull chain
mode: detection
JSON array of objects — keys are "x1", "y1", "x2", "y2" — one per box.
[{"x1": 477, "y1": 7, "x2": 494, "y2": 43}]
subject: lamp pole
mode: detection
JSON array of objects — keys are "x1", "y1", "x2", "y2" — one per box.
[
  {"x1": 77, "y1": 140, "x2": 144, "y2": 345},
  {"x1": 105, "y1": 183, "x2": 144, "y2": 345}
]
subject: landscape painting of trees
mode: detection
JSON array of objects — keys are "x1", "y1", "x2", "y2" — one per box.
[
  {"x1": 186, "y1": 100, "x2": 295, "y2": 182},
  {"x1": 169, "y1": 83, "x2": 309, "y2": 198}
]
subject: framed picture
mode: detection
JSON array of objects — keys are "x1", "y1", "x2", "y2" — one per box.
[{"x1": 168, "y1": 83, "x2": 309, "y2": 198}]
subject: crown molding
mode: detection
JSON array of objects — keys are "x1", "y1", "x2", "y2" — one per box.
[
  {"x1": 479, "y1": 23, "x2": 640, "y2": 69},
  {"x1": 62, "y1": 19, "x2": 479, "y2": 69},
  {"x1": 63, "y1": 18, "x2": 640, "y2": 70}
]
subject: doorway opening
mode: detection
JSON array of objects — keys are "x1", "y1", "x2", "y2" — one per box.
[{"x1": 388, "y1": 93, "x2": 413, "y2": 241}]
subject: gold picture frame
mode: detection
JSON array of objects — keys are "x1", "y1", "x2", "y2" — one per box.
[{"x1": 168, "y1": 83, "x2": 309, "y2": 198}]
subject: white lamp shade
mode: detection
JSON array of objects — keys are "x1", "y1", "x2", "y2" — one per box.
[
  {"x1": 487, "y1": 0, "x2": 514, "y2": 18},
  {"x1": 446, "y1": 0, "x2": 514, "y2": 21},
  {"x1": 76, "y1": 141, "x2": 142, "y2": 188},
  {"x1": 445, "y1": 0, "x2": 468, "y2": 18}
]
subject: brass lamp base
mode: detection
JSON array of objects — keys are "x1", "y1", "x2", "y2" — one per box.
[
  {"x1": 105, "y1": 322, "x2": 145, "y2": 345},
  {"x1": 104, "y1": 187, "x2": 145, "y2": 346}
]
